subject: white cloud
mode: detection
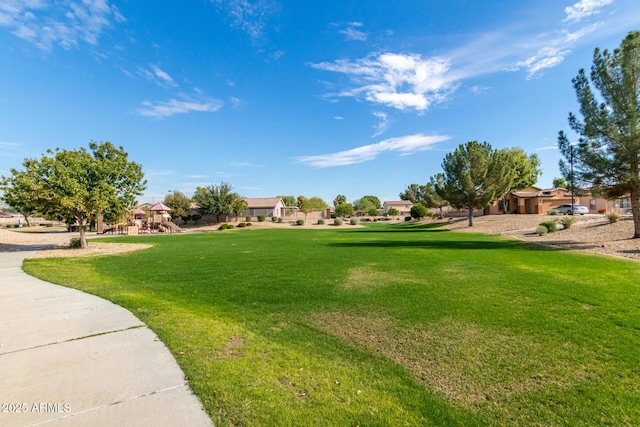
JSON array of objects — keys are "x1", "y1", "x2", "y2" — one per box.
[
  {"x1": 0, "y1": 0, "x2": 123, "y2": 51},
  {"x1": 151, "y1": 65, "x2": 176, "y2": 87},
  {"x1": 535, "y1": 146, "x2": 559, "y2": 151},
  {"x1": 139, "y1": 64, "x2": 178, "y2": 88},
  {"x1": 514, "y1": 46, "x2": 571, "y2": 79},
  {"x1": 209, "y1": 0, "x2": 279, "y2": 44},
  {"x1": 371, "y1": 111, "x2": 389, "y2": 137},
  {"x1": 334, "y1": 116, "x2": 344, "y2": 120},
  {"x1": 296, "y1": 133, "x2": 450, "y2": 168},
  {"x1": 564, "y1": 0, "x2": 613, "y2": 23},
  {"x1": 138, "y1": 98, "x2": 223, "y2": 118},
  {"x1": 311, "y1": 53, "x2": 455, "y2": 112},
  {"x1": 339, "y1": 22, "x2": 368, "y2": 41}
]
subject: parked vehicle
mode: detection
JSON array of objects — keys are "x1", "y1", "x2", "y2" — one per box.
[{"x1": 553, "y1": 204, "x2": 589, "y2": 215}]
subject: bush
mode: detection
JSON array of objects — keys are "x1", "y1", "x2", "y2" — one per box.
[
  {"x1": 410, "y1": 204, "x2": 429, "y2": 219},
  {"x1": 271, "y1": 216, "x2": 278, "y2": 222},
  {"x1": 559, "y1": 216, "x2": 577, "y2": 229},
  {"x1": 218, "y1": 223, "x2": 235, "y2": 230},
  {"x1": 607, "y1": 212, "x2": 620, "y2": 223},
  {"x1": 350, "y1": 217, "x2": 359, "y2": 225},
  {"x1": 277, "y1": 217, "x2": 283, "y2": 223},
  {"x1": 237, "y1": 222, "x2": 247, "y2": 228},
  {"x1": 597, "y1": 208, "x2": 606, "y2": 214},
  {"x1": 539, "y1": 220, "x2": 558, "y2": 233},
  {"x1": 257, "y1": 214, "x2": 266, "y2": 222},
  {"x1": 246, "y1": 216, "x2": 252, "y2": 222},
  {"x1": 547, "y1": 209, "x2": 559, "y2": 215},
  {"x1": 296, "y1": 219, "x2": 304, "y2": 226},
  {"x1": 69, "y1": 237, "x2": 82, "y2": 248},
  {"x1": 405, "y1": 216, "x2": 412, "y2": 222},
  {"x1": 535, "y1": 225, "x2": 548, "y2": 236},
  {"x1": 317, "y1": 218, "x2": 325, "y2": 225},
  {"x1": 334, "y1": 218, "x2": 343, "y2": 226},
  {"x1": 246, "y1": 222, "x2": 252, "y2": 226}
]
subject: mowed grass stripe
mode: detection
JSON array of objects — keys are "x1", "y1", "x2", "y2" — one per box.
[{"x1": 23, "y1": 223, "x2": 640, "y2": 426}]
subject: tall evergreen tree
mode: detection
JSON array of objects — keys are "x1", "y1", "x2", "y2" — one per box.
[
  {"x1": 437, "y1": 141, "x2": 512, "y2": 226},
  {"x1": 558, "y1": 31, "x2": 640, "y2": 238}
]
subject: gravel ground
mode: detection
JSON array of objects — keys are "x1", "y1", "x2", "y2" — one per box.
[
  {"x1": 444, "y1": 214, "x2": 640, "y2": 261},
  {"x1": 2, "y1": 215, "x2": 639, "y2": 261}
]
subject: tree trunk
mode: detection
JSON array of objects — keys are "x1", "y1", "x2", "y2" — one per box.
[
  {"x1": 22, "y1": 213, "x2": 31, "y2": 227},
  {"x1": 631, "y1": 188, "x2": 640, "y2": 238},
  {"x1": 468, "y1": 207, "x2": 474, "y2": 227},
  {"x1": 78, "y1": 217, "x2": 88, "y2": 249}
]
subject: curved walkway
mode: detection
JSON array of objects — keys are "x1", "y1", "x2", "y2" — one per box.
[{"x1": 0, "y1": 248, "x2": 213, "y2": 427}]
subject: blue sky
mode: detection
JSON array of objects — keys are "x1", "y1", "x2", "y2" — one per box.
[{"x1": 1, "y1": 0, "x2": 639, "y2": 205}]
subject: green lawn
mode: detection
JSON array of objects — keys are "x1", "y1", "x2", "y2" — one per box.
[{"x1": 23, "y1": 223, "x2": 640, "y2": 426}]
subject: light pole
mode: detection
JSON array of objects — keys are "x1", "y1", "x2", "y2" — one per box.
[{"x1": 570, "y1": 145, "x2": 575, "y2": 215}]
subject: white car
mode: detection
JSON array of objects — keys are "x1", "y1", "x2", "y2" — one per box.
[{"x1": 553, "y1": 204, "x2": 589, "y2": 215}]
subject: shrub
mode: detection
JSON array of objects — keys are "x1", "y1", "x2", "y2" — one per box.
[
  {"x1": 271, "y1": 216, "x2": 278, "y2": 222},
  {"x1": 246, "y1": 222, "x2": 252, "y2": 226},
  {"x1": 535, "y1": 225, "x2": 548, "y2": 236},
  {"x1": 405, "y1": 216, "x2": 412, "y2": 222},
  {"x1": 218, "y1": 223, "x2": 235, "y2": 230},
  {"x1": 334, "y1": 218, "x2": 343, "y2": 226},
  {"x1": 559, "y1": 216, "x2": 577, "y2": 229},
  {"x1": 317, "y1": 218, "x2": 325, "y2": 225},
  {"x1": 539, "y1": 220, "x2": 558, "y2": 233},
  {"x1": 410, "y1": 204, "x2": 429, "y2": 219},
  {"x1": 607, "y1": 212, "x2": 620, "y2": 223},
  {"x1": 237, "y1": 222, "x2": 247, "y2": 228},
  {"x1": 597, "y1": 208, "x2": 606, "y2": 214},
  {"x1": 296, "y1": 219, "x2": 304, "y2": 226},
  {"x1": 277, "y1": 217, "x2": 283, "y2": 223},
  {"x1": 69, "y1": 237, "x2": 82, "y2": 248},
  {"x1": 350, "y1": 217, "x2": 360, "y2": 225},
  {"x1": 547, "y1": 209, "x2": 559, "y2": 215},
  {"x1": 257, "y1": 214, "x2": 266, "y2": 222},
  {"x1": 246, "y1": 216, "x2": 252, "y2": 222}
]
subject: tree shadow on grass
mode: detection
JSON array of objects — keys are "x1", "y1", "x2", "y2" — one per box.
[
  {"x1": 344, "y1": 222, "x2": 450, "y2": 233},
  {"x1": 329, "y1": 237, "x2": 563, "y2": 252}
]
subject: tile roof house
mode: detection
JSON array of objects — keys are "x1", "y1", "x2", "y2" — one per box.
[
  {"x1": 382, "y1": 201, "x2": 413, "y2": 216},
  {"x1": 242, "y1": 198, "x2": 289, "y2": 218}
]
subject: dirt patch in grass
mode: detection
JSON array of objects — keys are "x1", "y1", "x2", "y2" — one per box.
[
  {"x1": 218, "y1": 336, "x2": 246, "y2": 359},
  {"x1": 310, "y1": 312, "x2": 586, "y2": 410}
]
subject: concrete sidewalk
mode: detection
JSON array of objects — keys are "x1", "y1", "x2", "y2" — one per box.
[{"x1": 0, "y1": 248, "x2": 213, "y2": 427}]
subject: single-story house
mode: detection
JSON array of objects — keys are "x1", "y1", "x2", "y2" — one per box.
[
  {"x1": 382, "y1": 201, "x2": 413, "y2": 216},
  {"x1": 242, "y1": 198, "x2": 289, "y2": 218},
  {"x1": 485, "y1": 187, "x2": 626, "y2": 215}
]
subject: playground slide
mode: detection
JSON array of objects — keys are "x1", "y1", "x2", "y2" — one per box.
[{"x1": 160, "y1": 221, "x2": 183, "y2": 233}]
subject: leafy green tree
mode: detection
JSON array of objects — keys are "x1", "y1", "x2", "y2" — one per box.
[
  {"x1": 232, "y1": 197, "x2": 248, "y2": 221},
  {"x1": 193, "y1": 182, "x2": 243, "y2": 222},
  {"x1": 1, "y1": 173, "x2": 39, "y2": 226},
  {"x1": 164, "y1": 191, "x2": 191, "y2": 223},
  {"x1": 410, "y1": 203, "x2": 429, "y2": 219},
  {"x1": 334, "y1": 202, "x2": 354, "y2": 217},
  {"x1": 296, "y1": 195, "x2": 308, "y2": 209},
  {"x1": 552, "y1": 177, "x2": 567, "y2": 188},
  {"x1": 298, "y1": 196, "x2": 327, "y2": 219},
  {"x1": 496, "y1": 148, "x2": 541, "y2": 214},
  {"x1": 422, "y1": 174, "x2": 449, "y2": 219},
  {"x1": 1, "y1": 141, "x2": 145, "y2": 248},
  {"x1": 558, "y1": 31, "x2": 640, "y2": 238},
  {"x1": 399, "y1": 184, "x2": 421, "y2": 203},
  {"x1": 353, "y1": 195, "x2": 381, "y2": 213},
  {"x1": 387, "y1": 207, "x2": 399, "y2": 218},
  {"x1": 368, "y1": 208, "x2": 380, "y2": 217},
  {"x1": 437, "y1": 141, "x2": 512, "y2": 227},
  {"x1": 279, "y1": 195, "x2": 297, "y2": 206},
  {"x1": 333, "y1": 194, "x2": 347, "y2": 207}
]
